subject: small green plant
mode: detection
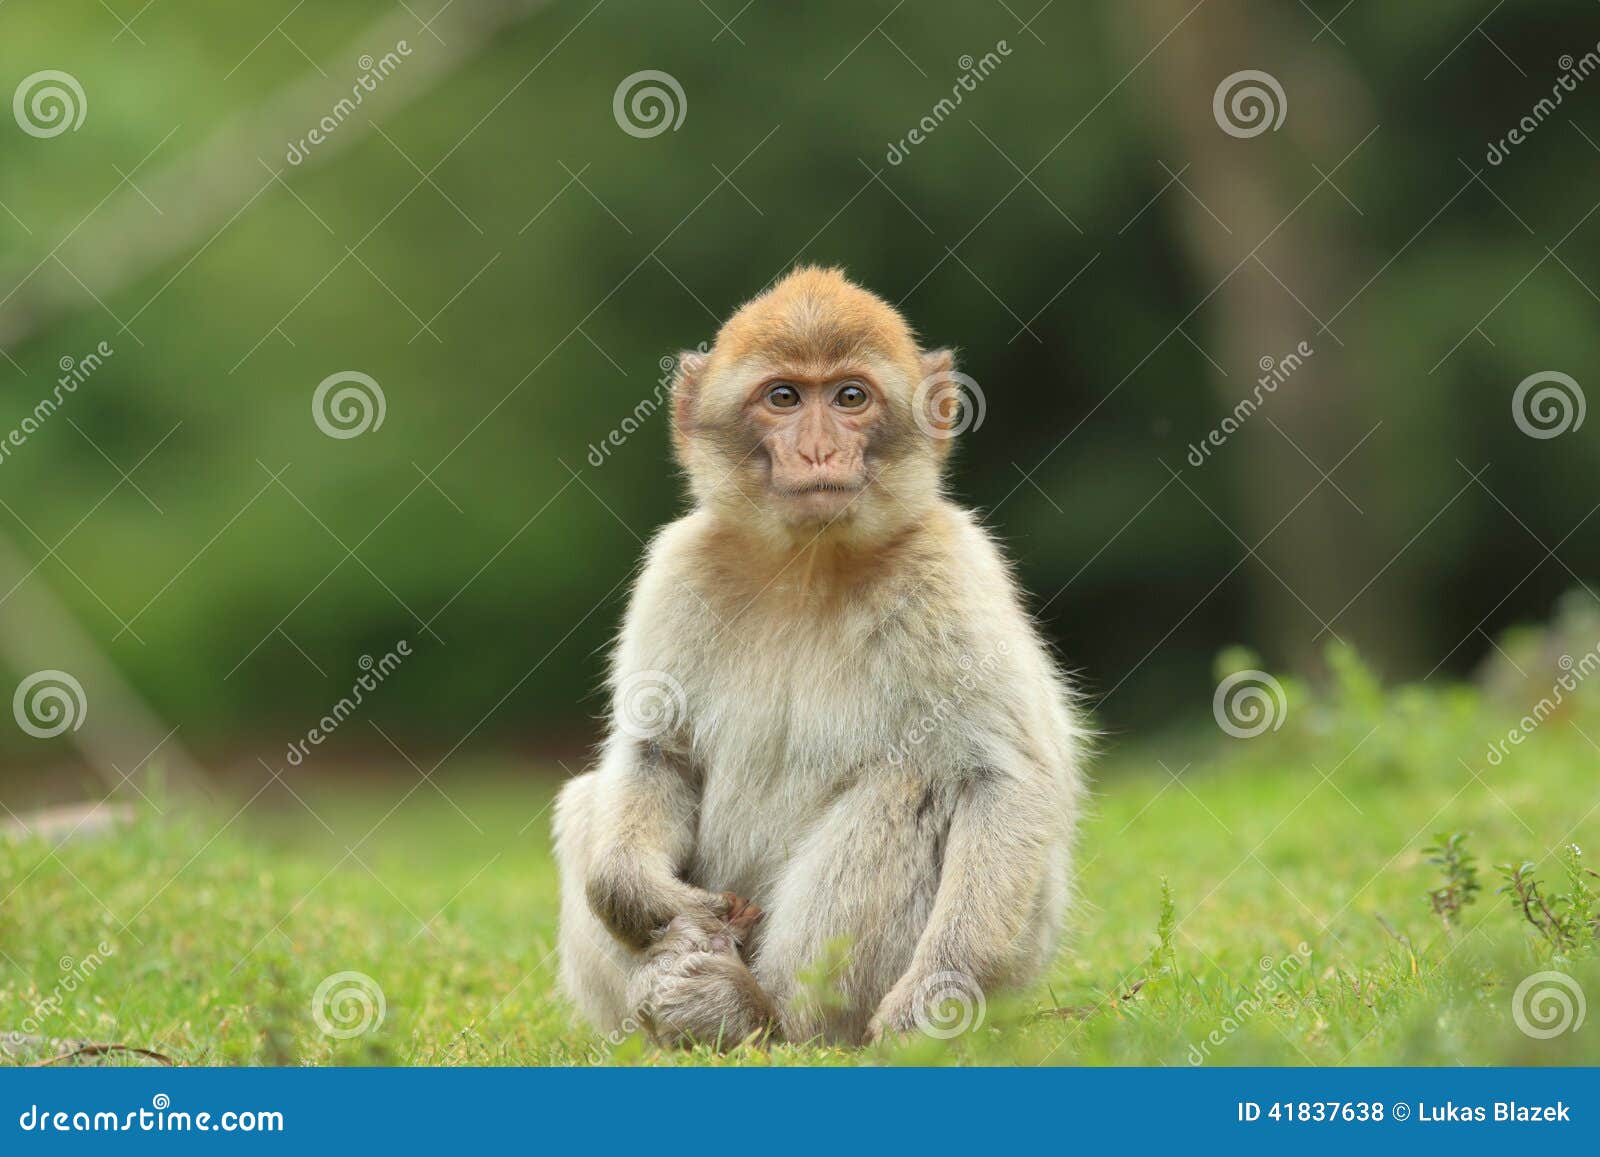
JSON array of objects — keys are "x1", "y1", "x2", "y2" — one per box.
[
  {"x1": 1558, "y1": 844, "x2": 1599, "y2": 945},
  {"x1": 1147, "y1": 878, "x2": 1178, "y2": 976},
  {"x1": 1496, "y1": 847, "x2": 1600, "y2": 954},
  {"x1": 1422, "y1": 832, "x2": 1480, "y2": 929}
]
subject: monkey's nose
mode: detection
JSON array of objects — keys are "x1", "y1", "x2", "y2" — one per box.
[{"x1": 798, "y1": 445, "x2": 838, "y2": 467}]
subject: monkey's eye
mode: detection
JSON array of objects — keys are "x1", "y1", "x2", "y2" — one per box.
[
  {"x1": 834, "y1": 382, "x2": 870, "y2": 410},
  {"x1": 766, "y1": 383, "x2": 801, "y2": 409}
]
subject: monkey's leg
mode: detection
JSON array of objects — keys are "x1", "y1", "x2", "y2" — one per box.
[
  {"x1": 552, "y1": 771, "x2": 638, "y2": 1030},
  {"x1": 863, "y1": 769, "x2": 1065, "y2": 1041},
  {"x1": 748, "y1": 771, "x2": 952, "y2": 1045},
  {"x1": 554, "y1": 747, "x2": 745, "y2": 1035}
]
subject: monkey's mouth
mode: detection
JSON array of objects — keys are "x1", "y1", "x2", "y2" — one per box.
[{"x1": 773, "y1": 481, "x2": 865, "y2": 496}]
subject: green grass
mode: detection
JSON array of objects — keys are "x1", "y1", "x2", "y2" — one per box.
[{"x1": 3, "y1": 645, "x2": 1598, "y2": 1066}]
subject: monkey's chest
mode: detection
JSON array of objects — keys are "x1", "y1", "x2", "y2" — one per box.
[
  {"x1": 671, "y1": 584, "x2": 976, "y2": 889},
  {"x1": 682, "y1": 659, "x2": 956, "y2": 896}
]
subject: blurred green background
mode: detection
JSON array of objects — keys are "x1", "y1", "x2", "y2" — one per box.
[{"x1": 2, "y1": 0, "x2": 1598, "y2": 793}]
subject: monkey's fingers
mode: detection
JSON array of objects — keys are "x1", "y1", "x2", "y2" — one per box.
[{"x1": 728, "y1": 901, "x2": 764, "y2": 934}]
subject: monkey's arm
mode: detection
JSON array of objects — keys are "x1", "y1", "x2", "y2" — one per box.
[
  {"x1": 583, "y1": 740, "x2": 726, "y2": 950},
  {"x1": 866, "y1": 767, "x2": 1057, "y2": 1040}
]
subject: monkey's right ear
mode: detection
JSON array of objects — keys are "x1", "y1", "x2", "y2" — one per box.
[{"x1": 670, "y1": 349, "x2": 707, "y2": 444}]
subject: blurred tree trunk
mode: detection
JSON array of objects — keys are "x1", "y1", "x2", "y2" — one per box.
[{"x1": 1123, "y1": 0, "x2": 1413, "y2": 675}]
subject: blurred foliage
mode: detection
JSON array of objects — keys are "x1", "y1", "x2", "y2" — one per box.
[{"x1": 2, "y1": 0, "x2": 1599, "y2": 768}]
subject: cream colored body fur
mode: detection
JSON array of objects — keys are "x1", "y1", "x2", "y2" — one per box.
[{"x1": 555, "y1": 499, "x2": 1083, "y2": 1045}]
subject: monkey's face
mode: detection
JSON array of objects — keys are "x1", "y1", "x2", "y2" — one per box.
[
  {"x1": 744, "y1": 373, "x2": 881, "y2": 522},
  {"x1": 672, "y1": 268, "x2": 956, "y2": 542}
]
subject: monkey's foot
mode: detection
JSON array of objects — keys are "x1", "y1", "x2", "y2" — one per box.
[{"x1": 634, "y1": 952, "x2": 779, "y2": 1051}]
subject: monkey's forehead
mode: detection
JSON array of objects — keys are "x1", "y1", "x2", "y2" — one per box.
[
  {"x1": 713, "y1": 269, "x2": 920, "y2": 369},
  {"x1": 709, "y1": 350, "x2": 910, "y2": 395}
]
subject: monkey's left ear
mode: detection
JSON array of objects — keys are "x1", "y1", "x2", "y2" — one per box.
[
  {"x1": 919, "y1": 347, "x2": 955, "y2": 381},
  {"x1": 916, "y1": 347, "x2": 962, "y2": 451},
  {"x1": 669, "y1": 349, "x2": 708, "y2": 453}
]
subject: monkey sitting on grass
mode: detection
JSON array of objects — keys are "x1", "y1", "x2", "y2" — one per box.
[{"x1": 555, "y1": 266, "x2": 1085, "y2": 1047}]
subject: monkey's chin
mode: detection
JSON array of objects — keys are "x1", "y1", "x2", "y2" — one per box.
[{"x1": 771, "y1": 484, "x2": 864, "y2": 525}]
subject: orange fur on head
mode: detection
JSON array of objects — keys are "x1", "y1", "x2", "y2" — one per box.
[{"x1": 669, "y1": 267, "x2": 959, "y2": 549}]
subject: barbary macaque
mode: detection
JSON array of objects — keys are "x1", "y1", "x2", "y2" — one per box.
[{"x1": 554, "y1": 266, "x2": 1084, "y2": 1046}]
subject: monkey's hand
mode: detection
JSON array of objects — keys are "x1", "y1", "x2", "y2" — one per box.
[{"x1": 586, "y1": 862, "x2": 734, "y2": 951}]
